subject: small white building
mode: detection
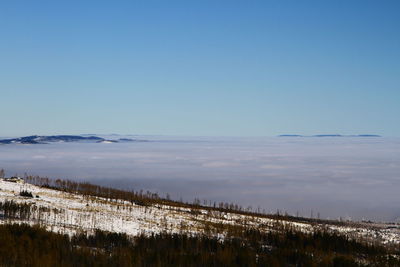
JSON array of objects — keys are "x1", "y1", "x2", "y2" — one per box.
[{"x1": 4, "y1": 176, "x2": 25, "y2": 184}]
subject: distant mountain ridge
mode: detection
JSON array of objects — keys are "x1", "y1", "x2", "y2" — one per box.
[
  {"x1": 0, "y1": 135, "x2": 144, "y2": 144},
  {"x1": 278, "y1": 134, "x2": 381, "y2": 137}
]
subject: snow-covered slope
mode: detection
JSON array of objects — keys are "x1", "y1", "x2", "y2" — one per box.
[{"x1": 1, "y1": 179, "x2": 399, "y2": 245}]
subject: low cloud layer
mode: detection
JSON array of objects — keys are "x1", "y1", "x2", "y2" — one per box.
[{"x1": 1, "y1": 136, "x2": 399, "y2": 221}]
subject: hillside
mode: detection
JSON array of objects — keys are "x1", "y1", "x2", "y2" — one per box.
[
  {"x1": 1, "y1": 178, "x2": 399, "y2": 244},
  {"x1": 1, "y1": 177, "x2": 400, "y2": 266},
  {"x1": 0, "y1": 135, "x2": 143, "y2": 144}
]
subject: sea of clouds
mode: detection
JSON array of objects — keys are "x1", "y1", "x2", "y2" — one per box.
[{"x1": 0, "y1": 136, "x2": 399, "y2": 222}]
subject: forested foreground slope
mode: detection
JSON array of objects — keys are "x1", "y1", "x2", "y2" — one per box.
[
  {"x1": 0, "y1": 177, "x2": 400, "y2": 266},
  {"x1": 1, "y1": 223, "x2": 400, "y2": 266}
]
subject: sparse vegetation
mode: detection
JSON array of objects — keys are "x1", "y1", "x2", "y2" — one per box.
[{"x1": 22, "y1": 175, "x2": 307, "y2": 221}]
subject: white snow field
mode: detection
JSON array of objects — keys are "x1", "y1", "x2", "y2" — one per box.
[{"x1": 1, "y1": 179, "x2": 399, "y2": 245}]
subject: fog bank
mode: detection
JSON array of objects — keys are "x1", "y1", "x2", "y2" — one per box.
[{"x1": 1, "y1": 136, "x2": 399, "y2": 222}]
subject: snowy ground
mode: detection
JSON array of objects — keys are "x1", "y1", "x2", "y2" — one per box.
[{"x1": 0, "y1": 179, "x2": 399, "y2": 245}]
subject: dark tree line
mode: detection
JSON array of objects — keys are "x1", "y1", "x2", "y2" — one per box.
[
  {"x1": 0, "y1": 200, "x2": 53, "y2": 224},
  {"x1": 0, "y1": 223, "x2": 399, "y2": 267},
  {"x1": 0, "y1": 200, "x2": 32, "y2": 220}
]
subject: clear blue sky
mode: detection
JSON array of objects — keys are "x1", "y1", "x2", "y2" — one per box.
[{"x1": 1, "y1": 1, "x2": 399, "y2": 136}]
